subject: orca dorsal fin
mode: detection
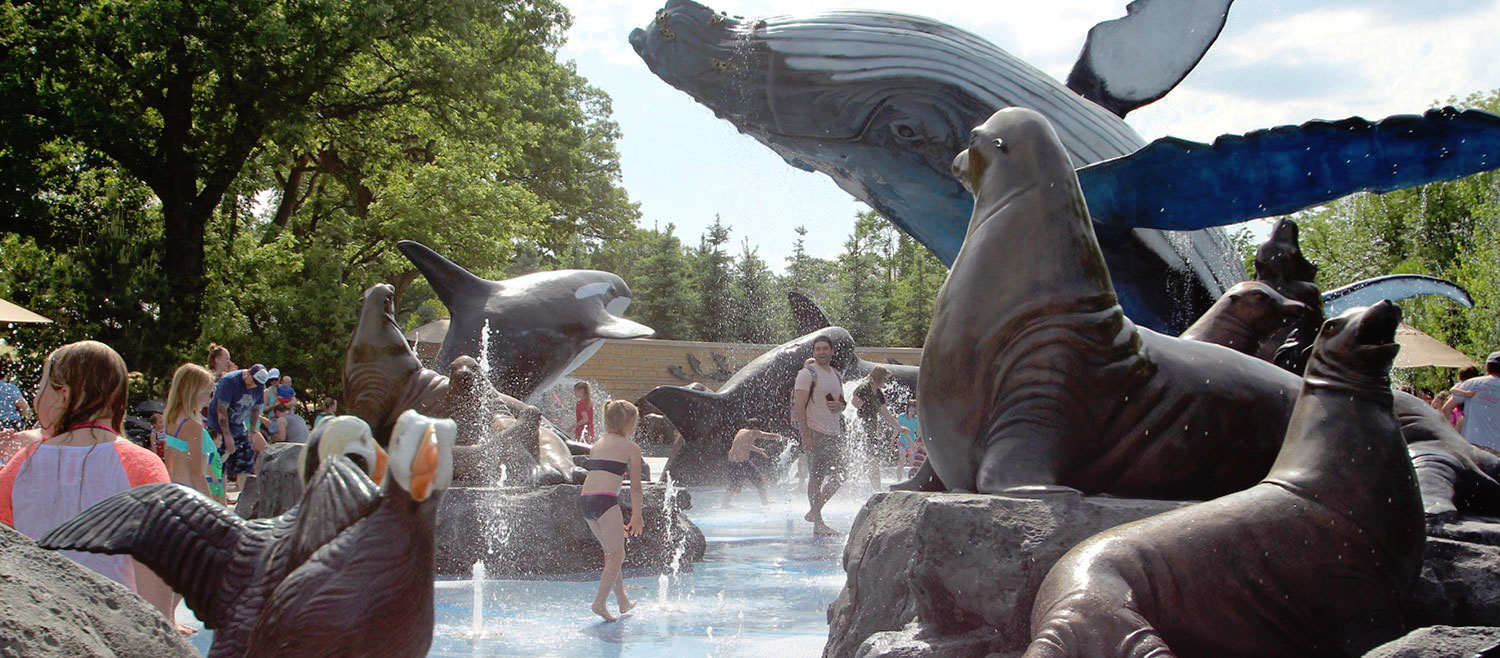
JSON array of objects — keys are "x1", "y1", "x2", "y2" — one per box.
[
  {"x1": 788, "y1": 291, "x2": 832, "y2": 334},
  {"x1": 397, "y1": 240, "x2": 492, "y2": 310},
  {"x1": 1066, "y1": 0, "x2": 1234, "y2": 117}
]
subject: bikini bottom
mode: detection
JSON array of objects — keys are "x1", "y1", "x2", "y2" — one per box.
[{"x1": 579, "y1": 492, "x2": 619, "y2": 521}]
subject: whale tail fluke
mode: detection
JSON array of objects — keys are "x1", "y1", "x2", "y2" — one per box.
[
  {"x1": 397, "y1": 240, "x2": 491, "y2": 311},
  {"x1": 644, "y1": 384, "x2": 726, "y2": 443}
]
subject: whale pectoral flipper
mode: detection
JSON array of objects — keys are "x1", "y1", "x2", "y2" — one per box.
[{"x1": 1025, "y1": 585, "x2": 1176, "y2": 658}]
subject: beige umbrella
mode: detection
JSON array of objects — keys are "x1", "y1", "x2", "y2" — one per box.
[
  {"x1": 403, "y1": 317, "x2": 449, "y2": 345},
  {"x1": 0, "y1": 298, "x2": 51, "y2": 324},
  {"x1": 1394, "y1": 323, "x2": 1477, "y2": 369}
]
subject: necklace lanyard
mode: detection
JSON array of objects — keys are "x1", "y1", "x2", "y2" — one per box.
[{"x1": 65, "y1": 422, "x2": 118, "y2": 435}]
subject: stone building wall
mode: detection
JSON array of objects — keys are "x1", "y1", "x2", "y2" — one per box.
[{"x1": 569, "y1": 338, "x2": 923, "y2": 403}]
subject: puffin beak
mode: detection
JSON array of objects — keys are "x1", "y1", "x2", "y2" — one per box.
[
  {"x1": 409, "y1": 424, "x2": 440, "y2": 501},
  {"x1": 372, "y1": 444, "x2": 388, "y2": 487}
]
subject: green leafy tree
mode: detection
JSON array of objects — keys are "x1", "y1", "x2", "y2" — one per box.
[
  {"x1": 888, "y1": 233, "x2": 948, "y2": 346},
  {"x1": 784, "y1": 225, "x2": 840, "y2": 330}
]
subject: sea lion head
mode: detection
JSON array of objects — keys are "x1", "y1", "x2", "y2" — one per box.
[
  {"x1": 1304, "y1": 300, "x2": 1402, "y2": 393},
  {"x1": 952, "y1": 107, "x2": 1079, "y2": 213},
  {"x1": 1223, "y1": 280, "x2": 1308, "y2": 330}
]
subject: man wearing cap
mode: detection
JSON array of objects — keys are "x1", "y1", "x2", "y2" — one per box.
[
  {"x1": 1443, "y1": 351, "x2": 1500, "y2": 451},
  {"x1": 205, "y1": 363, "x2": 270, "y2": 491}
]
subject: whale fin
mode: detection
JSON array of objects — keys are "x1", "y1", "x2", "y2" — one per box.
[
  {"x1": 1078, "y1": 108, "x2": 1500, "y2": 232},
  {"x1": 644, "y1": 384, "x2": 725, "y2": 442},
  {"x1": 788, "y1": 291, "x2": 832, "y2": 334},
  {"x1": 1323, "y1": 275, "x2": 1474, "y2": 317},
  {"x1": 396, "y1": 240, "x2": 491, "y2": 311},
  {"x1": 1067, "y1": 0, "x2": 1234, "y2": 117},
  {"x1": 37, "y1": 483, "x2": 251, "y2": 630},
  {"x1": 595, "y1": 314, "x2": 655, "y2": 340}
]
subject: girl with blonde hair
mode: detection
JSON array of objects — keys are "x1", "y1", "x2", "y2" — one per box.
[
  {"x1": 163, "y1": 363, "x2": 225, "y2": 503},
  {"x1": 578, "y1": 399, "x2": 645, "y2": 621},
  {"x1": 0, "y1": 341, "x2": 177, "y2": 626}
]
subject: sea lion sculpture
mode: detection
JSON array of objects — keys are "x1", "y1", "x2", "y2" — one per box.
[
  {"x1": 346, "y1": 283, "x2": 451, "y2": 446},
  {"x1": 920, "y1": 107, "x2": 1298, "y2": 497},
  {"x1": 1178, "y1": 280, "x2": 1307, "y2": 355},
  {"x1": 1024, "y1": 301, "x2": 1424, "y2": 658},
  {"x1": 398, "y1": 240, "x2": 654, "y2": 399},
  {"x1": 916, "y1": 107, "x2": 1498, "y2": 515},
  {"x1": 345, "y1": 286, "x2": 583, "y2": 485}
]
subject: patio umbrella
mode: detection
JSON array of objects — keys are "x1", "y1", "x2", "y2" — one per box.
[
  {"x1": 403, "y1": 317, "x2": 449, "y2": 345},
  {"x1": 0, "y1": 298, "x2": 50, "y2": 324},
  {"x1": 1394, "y1": 323, "x2": 1478, "y2": 369}
]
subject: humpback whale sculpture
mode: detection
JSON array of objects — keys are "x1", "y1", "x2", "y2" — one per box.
[
  {"x1": 398, "y1": 240, "x2": 654, "y2": 399},
  {"x1": 631, "y1": 0, "x2": 1498, "y2": 332}
]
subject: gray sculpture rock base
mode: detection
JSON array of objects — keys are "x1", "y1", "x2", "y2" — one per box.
[
  {"x1": 0, "y1": 524, "x2": 197, "y2": 658},
  {"x1": 1364, "y1": 626, "x2": 1500, "y2": 658},
  {"x1": 434, "y1": 484, "x2": 705, "y2": 576},
  {"x1": 827, "y1": 491, "x2": 1500, "y2": 658},
  {"x1": 234, "y1": 442, "x2": 305, "y2": 519}
]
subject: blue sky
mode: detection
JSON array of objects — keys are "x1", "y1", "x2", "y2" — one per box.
[{"x1": 556, "y1": 0, "x2": 1500, "y2": 271}]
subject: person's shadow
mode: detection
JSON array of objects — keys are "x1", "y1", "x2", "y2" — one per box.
[{"x1": 577, "y1": 614, "x2": 631, "y2": 658}]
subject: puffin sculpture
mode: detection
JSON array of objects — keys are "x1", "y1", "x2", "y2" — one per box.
[
  {"x1": 298, "y1": 414, "x2": 388, "y2": 486},
  {"x1": 36, "y1": 416, "x2": 397, "y2": 658},
  {"x1": 242, "y1": 410, "x2": 455, "y2": 658}
]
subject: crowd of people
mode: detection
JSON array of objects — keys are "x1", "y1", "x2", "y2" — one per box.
[{"x1": 0, "y1": 339, "x2": 325, "y2": 633}]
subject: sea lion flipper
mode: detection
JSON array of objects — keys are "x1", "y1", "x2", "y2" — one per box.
[
  {"x1": 1026, "y1": 586, "x2": 1175, "y2": 658},
  {"x1": 976, "y1": 425, "x2": 1066, "y2": 494},
  {"x1": 37, "y1": 483, "x2": 249, "y2": 629}
]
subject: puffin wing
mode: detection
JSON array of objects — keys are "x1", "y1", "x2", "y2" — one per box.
[
  {"x1": 1077, "y1": 108, "x2": 1500, "y2": 232},
  {"x1": 37, "y1": 483, "x2": 254, "y2": 628},
  {"x1": 1067, "y1": 0, "x2": 1235, "y2": 117},
  {"x1": 286, "y1": 455, "x2": 383, "y2": 570},
  {"x1": 245, "y1": 512, "x2": 434, "y2": 658},
  {"x1": 1323, "y1": 275, "x2": 1474, "y2": 317}
]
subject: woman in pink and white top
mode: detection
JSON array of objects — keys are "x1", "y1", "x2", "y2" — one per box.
[{"x1": 0, "y1": 341, "x2": 176, "y2": 627}]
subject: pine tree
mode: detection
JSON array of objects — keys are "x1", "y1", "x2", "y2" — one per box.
[
  {"x1": 733, "y1": 238, "x2": 778, "y2": 343},
  {"x1": 838, "y1": 212, "x2": 888, "y2": 344},
  {"x1": 629, "y1": 224, "x2": 697, "y2": 340},
  {"x1": 691, "y1": 216, "x2": 736, "y2": 341},
  {"x1": 889, "y1": 232, "x2": 948, "y2": 346}
]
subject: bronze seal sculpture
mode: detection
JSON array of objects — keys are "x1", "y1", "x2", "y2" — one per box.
[
  {"x1": 1024, "y1": 301, "x2": 1424, "y2": 657},
  {"x1": 920, "y1": 107, "x2": 1302, "y2": 498}
]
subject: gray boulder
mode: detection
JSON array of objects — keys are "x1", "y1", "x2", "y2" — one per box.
[
  {"x1": 0, "y1": 523, "x2": 197, "y2": 658},
  {"x1": 1363, "y1": 626, "x2": 1500, "y2": 657},
  {"x1": 234, "y1": 442, "x2": 305, "y2": 519},
  {"x1": 434, "y1": 483, "x2": 705, "y2": 576},
  {"x1": 828, "y1": 491, "x2": 1500, "y2": 658}
]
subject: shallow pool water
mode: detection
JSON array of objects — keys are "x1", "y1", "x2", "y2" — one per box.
[{"x1": 181, "y1": 468, "x2": 899, "y2": 657}]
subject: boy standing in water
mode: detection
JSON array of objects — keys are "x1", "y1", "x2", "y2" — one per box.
[{"x1": 724, "y1": 418, "x2": 779, "y2": 507}]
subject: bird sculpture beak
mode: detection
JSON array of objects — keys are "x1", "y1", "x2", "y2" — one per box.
[
  {"x1": 372, "y1": 444, "x2": 388, "y2": 487},
  {"x1": 409, "y1": 424, "x2": 440, "y2": 501}
]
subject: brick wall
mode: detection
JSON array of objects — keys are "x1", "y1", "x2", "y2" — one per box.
[{"x1": 568, "y1": 338, "x2": 923, "y2": 402}]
